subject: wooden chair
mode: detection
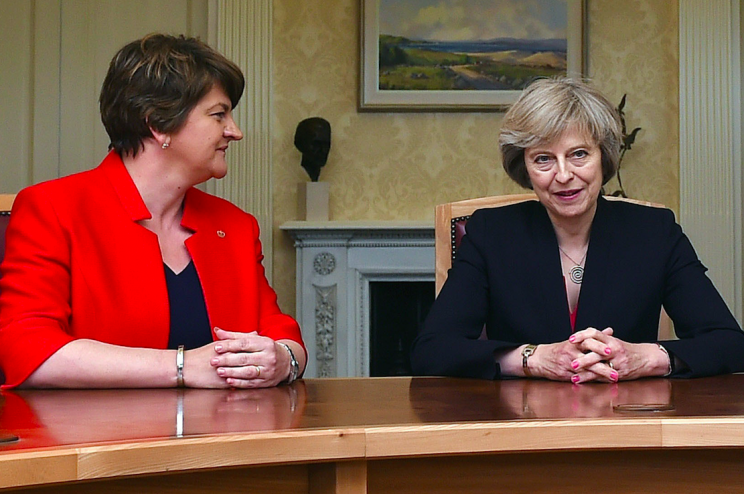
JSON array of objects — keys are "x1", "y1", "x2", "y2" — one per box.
[
  {"x1": 434, "y1": 193, "x2": 674, "y2": 340},
  {"x1": 1, "y1": 194, "x2": 17, "y2": 266},
  {"x1": 0, "y1": 194, "x2": 14, "y2": 211}
]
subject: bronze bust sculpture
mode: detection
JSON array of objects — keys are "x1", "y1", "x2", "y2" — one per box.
[{"x1": 294, "y1": 117, "x2": 331, "y2": 182}]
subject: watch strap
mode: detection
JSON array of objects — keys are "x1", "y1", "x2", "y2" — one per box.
[
  {"x1": 521, "y1": 344, "x2": 537, "y2": 377},
  {"x1": 279, "y1": 342, "x2": 299, "y2": 384}
]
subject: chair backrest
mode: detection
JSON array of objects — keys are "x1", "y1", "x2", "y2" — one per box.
[
  {"x1": 0, "y1": 194, "x2": 17, "y2": 267},
  {"x1": 435, "y1": 193, "x2": 538, "y2": 295},
  {"x1": 434, "y1": 193, "x2": 673, "y2": 340}
]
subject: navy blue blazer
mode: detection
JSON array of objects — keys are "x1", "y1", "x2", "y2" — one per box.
[{"x1": 411, "y1": 196, "x2": 744, "y2": 379}]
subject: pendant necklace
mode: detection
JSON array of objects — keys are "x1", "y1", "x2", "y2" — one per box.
[{"x1": 558, "y1": 246, "x2": 587, "y2": 284}]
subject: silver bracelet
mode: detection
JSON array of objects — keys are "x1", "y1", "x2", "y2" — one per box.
[
  {"x1": 176, "y1": 345, "x2": 185, "y2": 387},
  {"x1": 656, "y1": 343, "x2": 673, "y2": 377}
]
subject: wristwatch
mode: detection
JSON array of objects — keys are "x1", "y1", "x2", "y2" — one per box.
[
  {"x1": 279, "y1": 342, "x2": 300, "y2": 384},
  {"x1": 521, "y1": 344, "x2": 537, "y2": 377}
]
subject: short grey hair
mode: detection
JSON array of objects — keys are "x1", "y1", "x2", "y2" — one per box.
[{"x1": 499, "y1": 77, "x2": 622, "y2": 189}]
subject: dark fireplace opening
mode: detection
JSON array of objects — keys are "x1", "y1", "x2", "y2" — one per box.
[{"x1": 369, "y1": 281, "x2": 435, "y2": 377}]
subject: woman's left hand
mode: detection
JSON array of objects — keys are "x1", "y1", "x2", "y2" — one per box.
[
  {"x1": 210, "y1": 328, "x2": 290, "y2": 388},
  {"x1": 569, "y1": 327, "x2": 670, "y2": 383}
]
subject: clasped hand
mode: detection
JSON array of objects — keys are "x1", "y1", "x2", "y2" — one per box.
[
  {"x1": 531, "y1": 327, "x2": 653, "y2": 383},
  {"x1": 184, "y1": 328, "x2": 289, "y2": 388}
]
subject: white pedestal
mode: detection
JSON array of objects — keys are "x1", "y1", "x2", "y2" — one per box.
[
  {"x1": 297, "y1": 182, "x2": 330, "y2": 221},
  {"x1": 280, "y1": 221, "x2": 435, "y2": 377}
]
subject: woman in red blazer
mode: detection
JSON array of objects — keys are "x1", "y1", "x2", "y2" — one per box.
[{"x1": 0, "y1": 34, "x2": 306, "y2": 389}]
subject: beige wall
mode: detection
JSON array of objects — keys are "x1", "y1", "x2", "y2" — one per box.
[
  {"x1": 589, "y1": 1, "x2": 679, "y2": 212},
  {"x1": 272, "y1": 0, "x2": 680, "y2": 316}
]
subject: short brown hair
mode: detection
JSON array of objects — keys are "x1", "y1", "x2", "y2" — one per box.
[
  {"x1": 499, "y1": 77, "x2": 622, "y2": 189},
  {"x1": 100, "y1": 33, "x2": 245, "y2": 157}
]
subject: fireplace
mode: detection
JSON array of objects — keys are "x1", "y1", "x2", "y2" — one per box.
[
  {"x1": 369, "y1": 281, "x2": 434, "y2": 377},
  {"x1": 280, "y1": 220, "x2": 435, "y2": 377}
]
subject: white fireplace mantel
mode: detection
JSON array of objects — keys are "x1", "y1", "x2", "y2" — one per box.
[{"x1": 280, "y1": 221, "x2": 435, "y2": 378}]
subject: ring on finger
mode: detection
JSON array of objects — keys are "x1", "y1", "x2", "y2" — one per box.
[
  {"x1": 607, "y1": 361, "x2": 615, "y2": 370},
  {"x1": 254, "y1": 365, "x2": 261, "y2": 378}
]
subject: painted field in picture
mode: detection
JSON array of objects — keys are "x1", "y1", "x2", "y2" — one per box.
[{"x1": 378, "y1": 0, "x2": 570, "y2": 92}]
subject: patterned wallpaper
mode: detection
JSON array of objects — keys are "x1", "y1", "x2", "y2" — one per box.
[
  {"x1": 272, "y1": 0, "x2": 679, "y2": 316},
  {"x1": 588, "y1": 1, "x2": 679, "y2": 211}
]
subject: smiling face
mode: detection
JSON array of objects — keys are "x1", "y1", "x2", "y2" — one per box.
[
  {"x1": 524, "y1": 127, "x2": 603, "y2": 227},
  {"x1": 167, "y1": 85, "x2": 243, "y2": 183}
]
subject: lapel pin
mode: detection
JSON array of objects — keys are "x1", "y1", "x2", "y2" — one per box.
[{"x1": 217, "y1": 230, "x2": 226, "y2": 238}]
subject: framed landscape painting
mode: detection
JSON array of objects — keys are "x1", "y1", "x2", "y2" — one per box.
[{"x1": 359, "y1": 0, "x2": 586, "y2": 112}]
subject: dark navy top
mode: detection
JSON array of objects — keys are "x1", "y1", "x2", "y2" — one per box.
[{"x1": 165, "y1": 261, "x2": 212, "y2": 350}]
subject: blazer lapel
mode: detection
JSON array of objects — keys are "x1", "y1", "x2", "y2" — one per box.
[
  {"x1": 180, "y1": 189, "x2": 228, "y2": 335},
  {"x1": 527, "y1": 203, "x2": 574, "y2": 337},
  {"x1": 575, "y1": 196, "x2": 615, "y2": 331},
  {"x1": 181, "y1": 189, "x2": 226, "y2": 337}
]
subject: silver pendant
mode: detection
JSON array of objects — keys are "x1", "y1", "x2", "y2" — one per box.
[{"x1": 569, "y1": 265, "x2": 584, "y2": 284}]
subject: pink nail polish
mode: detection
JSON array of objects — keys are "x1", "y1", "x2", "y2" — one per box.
[
  {"x1": 569, "y1": 335, "x2": 576, "y2": 343},
  {"x1": 610, "y1": 371, "x2": 618, "y2": 381},
  {"x1": 571, "y1": 360, "x2": 579, "y2": 370},
  {"x1": 604, "y1": 347, "x2": 612, "y2": 355},
  {"x1": 571, "y1": 375, "x2": 580, "y2": 383}
]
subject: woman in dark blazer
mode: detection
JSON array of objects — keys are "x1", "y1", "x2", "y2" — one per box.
[
  {"x1": 0, "y1": 34, "x2": 305, "y2": 389},
  {"x1": 412, "y1": 78, "x2": 744, "y2": 383}
]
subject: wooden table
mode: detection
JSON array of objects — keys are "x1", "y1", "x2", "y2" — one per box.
[{"x1": 2, "y1": 376, "x2": 744, "y2": 493}]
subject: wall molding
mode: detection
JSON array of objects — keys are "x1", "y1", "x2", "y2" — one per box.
[
  {"x1": 208, "y1": 0, "x2": 274, "y2": 280},
  {"x1": 679, "y1": 0, "x2": 743, "y2": 321}
]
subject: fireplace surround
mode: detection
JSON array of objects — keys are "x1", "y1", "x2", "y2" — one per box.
[{"x1": 280, "y1": 220, "x2": 435, "y2": 377}]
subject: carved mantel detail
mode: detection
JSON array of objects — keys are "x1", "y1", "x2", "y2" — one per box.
[{"x1": 314, "y1": 284, "x2": 336, "y2": 378}]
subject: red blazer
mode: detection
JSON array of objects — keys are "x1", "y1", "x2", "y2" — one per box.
[{"x1": 0, "y1": 152, "x2": 305, "y2": 388}]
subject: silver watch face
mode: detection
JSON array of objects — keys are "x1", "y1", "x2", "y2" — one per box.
[{"x1": 282, "y1": 343, "x2": 299, "y2": 382}]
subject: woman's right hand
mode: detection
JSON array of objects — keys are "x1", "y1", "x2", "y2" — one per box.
[
  {"x1": 183, "y1": 343, "x2": 230, "y2": 388},
  {"x1": 529, "y1": 328, "x2": 617, "y2": 383},
  {"x1": 528, "y1": 340, "x2": 584, "y2": 381}
]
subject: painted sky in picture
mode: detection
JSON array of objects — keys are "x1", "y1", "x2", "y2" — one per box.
[
  {"x1": 378, "y1": 0, "x2": 569, "y2": 91},
  {"x1": 379, "y1": 0, "x2": 568, "y2": 42}
]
